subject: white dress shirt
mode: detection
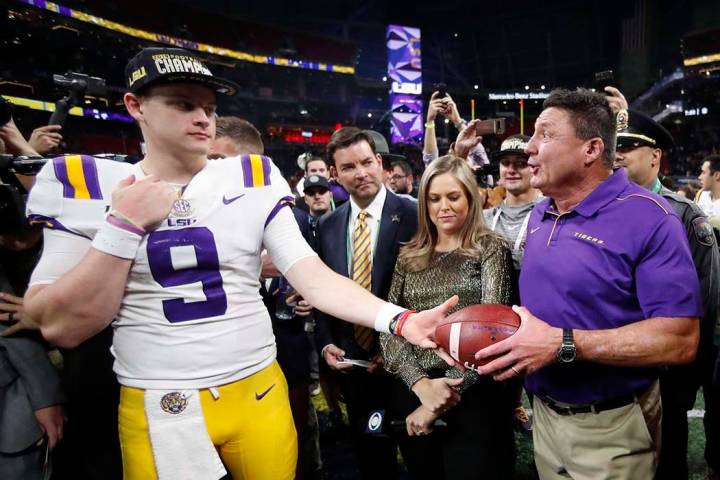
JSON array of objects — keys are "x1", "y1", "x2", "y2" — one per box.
[{"x1": 347, "y1": 185, "x2": 387, "y2": 272}]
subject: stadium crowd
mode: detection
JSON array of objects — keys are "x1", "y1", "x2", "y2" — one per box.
[{"x1": 0, "y1": 35, "x2": 719, "y2": 480}]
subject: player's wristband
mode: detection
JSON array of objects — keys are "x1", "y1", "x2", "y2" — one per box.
[
  {"x1": 393, "y1": 310, "x2": 416, "y2": 338},
  {"x1": 92, "y1": 215, "x2": 144, "y2": 260},
  {"x1": 107, "y1": 211, "x2": 146, "y2": 236},
  {"x1": 108, "y1": 210, "x2": 146, "y2": 235},
  {"x1": 374, "y1": 302, "x2": 407, "y2": 334}
]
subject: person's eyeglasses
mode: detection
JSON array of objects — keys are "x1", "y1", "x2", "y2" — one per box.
[{"x1": 390, "y1": 174, "x2": 408, "y2": 181}]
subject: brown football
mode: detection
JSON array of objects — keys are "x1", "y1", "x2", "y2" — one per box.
[{"x1": 435, "y1": 304, "x2": 520, "y2": 369}]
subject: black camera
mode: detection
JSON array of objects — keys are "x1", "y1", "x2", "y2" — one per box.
[
  {"x1": 0, "y1": 155, "x2": 48, "y2": 233},
  {"x1": 473, "y1": 163, "x2": 499, "y2": 188},
  {"x1": 592, "y1": 70, "x2": 615, "y2": 95},
  {"x1": 0, "y1": 97, "x2": 12, "y2": 127},
  {"x1": 432, "y1": 83, "x2": 447, "y2": 99},
  {"x1": 49, "y1": 72, "x2": 110, "y2": 126}
]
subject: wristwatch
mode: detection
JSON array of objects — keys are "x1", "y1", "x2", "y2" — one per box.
[{"x1": 556, "y1": 328, "x2": 576, "y2": 363}]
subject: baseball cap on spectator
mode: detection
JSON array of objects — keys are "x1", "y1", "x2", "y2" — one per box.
[
  {"x1": 616, "y1": 109, "x2": 674, "y2": 151},
  {"x1": 491, "y1": 134, "x2": 531, "y2": 161},
  {"x1": 125, "y1": 47, "x2": 239, "y2": 96},
  {"x1": 363, "y1": 130, "x2": 405, "y2": 170},
  {"x1": 304, "y1": 175, "x2": 330, "y2": 193}
]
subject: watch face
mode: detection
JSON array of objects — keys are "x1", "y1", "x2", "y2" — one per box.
[{"x1": 558, "y1": 345, "x2": 576, "y2": 363}]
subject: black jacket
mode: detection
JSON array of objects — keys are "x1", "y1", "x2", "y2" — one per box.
[{"x1": 315, "y1": 191, "x2": 417, "y2": 360}]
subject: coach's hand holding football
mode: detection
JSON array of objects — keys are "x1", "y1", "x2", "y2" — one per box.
[{"x1": 474, "y1": 305, "x2": 562, "y2": 380}]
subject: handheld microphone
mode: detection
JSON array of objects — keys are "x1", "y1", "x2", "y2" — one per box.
[{"x1": 365, "y1": 410, "x2": 447, "y2": 436}]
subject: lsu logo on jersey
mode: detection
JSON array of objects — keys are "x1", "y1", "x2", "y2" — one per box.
[{"x1": 53, "y1": 155, "x2": 103, "y2": 200}]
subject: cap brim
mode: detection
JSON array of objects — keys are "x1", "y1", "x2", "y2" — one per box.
[
  {"x1": 491, "y1": 149, "x2": 528, "y2": 161},
  {"x1": 616, "y1": 134, "x2": 656, "y2": 150},
  {"x1": 304, "y1": 186, "x2": 330, "y2": 192},
  {"x1": 132, "y1": 73, "x2": 239, "y2": 97}
]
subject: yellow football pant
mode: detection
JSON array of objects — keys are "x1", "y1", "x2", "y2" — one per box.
[{"x1": 118, "y1": 361, "x2": 297, "y2": 480}]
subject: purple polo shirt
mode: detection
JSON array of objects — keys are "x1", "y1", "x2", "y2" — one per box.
[{"x1": 520, "y1": 168, "x2": 701, "y2": 404}]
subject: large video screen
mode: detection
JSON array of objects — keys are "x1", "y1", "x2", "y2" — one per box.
[{"x1": 387, "y1": 25, "x2": 422, "y2": 144}]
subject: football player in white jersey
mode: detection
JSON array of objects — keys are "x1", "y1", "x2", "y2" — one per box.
[{"x1": 11, "y1": 48, "x2": 458, "y2": 479}]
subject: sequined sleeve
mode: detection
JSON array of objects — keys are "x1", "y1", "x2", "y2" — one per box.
[
  {"x1": 381, "y1": 260, "x2": 430, "y2": 389},
  {"x1": 479, "y1": 242, "x2": 513, "y2": 305}
]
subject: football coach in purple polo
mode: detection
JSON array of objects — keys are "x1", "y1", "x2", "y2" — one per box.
[{"x1": 473, "y1": 88, "x2": 701, "y2": 479}]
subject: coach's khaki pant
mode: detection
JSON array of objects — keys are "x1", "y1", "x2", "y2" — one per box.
[{"x1": 533, "y1": 382, "x2": 661, "y2": 480}]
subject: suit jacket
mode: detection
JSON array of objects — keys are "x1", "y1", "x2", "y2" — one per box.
[
  {"x1": 0, "y1": 325, "x2": 65, "y2": 453},
  {"x1": 315, "y1": 191, "x2": 417, "y2": 360}
]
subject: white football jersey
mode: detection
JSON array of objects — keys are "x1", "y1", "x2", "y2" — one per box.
[
  {"x1": 696, "y1": 191, "x2": 720, "y2": 219},
  {"x1": 27, "y1": 154, "x2": 315, "y2": 389}
]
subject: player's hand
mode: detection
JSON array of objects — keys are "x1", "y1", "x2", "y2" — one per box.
[
  {"x1": 34, "y1": 405, "x2": 65, "y2": 449},
  {"x1": 366, "y1": 352, "x2": 384, "y2": 374},
  {"x1": 0, "y1": 292, "x2": 38, "y2": 337},
  {"x1": 604, "y1": 86, "x2": 629, "y2": 115},
  {"x1": 406, "y1": 405, "x2": 438, "y2": 436},
  {"x1": 322, "y1": 344, "x2": 352, "y2": 371},
  {"x1": 452, "y1": 120, "x2": 482, "y2": 159},
  {"x1": 400, "y1": 295, "x2": 459, "y2": 351},
  {"x1": 411, "y1": 376, "x2": 462, "y2": 414},
  {"x1": 112, "y1": 174, "x2": 176, "y2": 231},
  {"x1": 474, "y1": 305, "x2": 562, "y2": 381},
  {"x1": 28, "y1": 125, "x2": 63, "y2": 155}
]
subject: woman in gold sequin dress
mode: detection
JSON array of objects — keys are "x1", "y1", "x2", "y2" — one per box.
[{"x1": 380, "y1": 155, "x2": 516, "y2": 479}]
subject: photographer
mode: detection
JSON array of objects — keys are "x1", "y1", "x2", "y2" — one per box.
[
  {"x1": 0, "y1": 130, "x2": 65, "y2": 479},
  {"x1": 0, "y1": 98, "x2": 40, "y2": 160}
]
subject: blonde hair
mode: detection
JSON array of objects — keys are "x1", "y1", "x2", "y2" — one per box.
[{"x1": 399, "y1": 155, "x2": 498, "y2": 272}]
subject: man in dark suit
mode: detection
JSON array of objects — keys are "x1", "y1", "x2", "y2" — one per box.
[
  {"x1": 316, "y1": 127, "x2": 417, "y2": 479},
  {"x1": 0, "y1": 267, "x2": 65, "y2": 479}
]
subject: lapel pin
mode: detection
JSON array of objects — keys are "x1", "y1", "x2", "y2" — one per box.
[{"x1": 391, "y1": 214, "x2": 401, "y2": 223}]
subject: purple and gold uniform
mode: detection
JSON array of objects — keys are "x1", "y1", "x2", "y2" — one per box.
[{"x1": 27, "y1": 154, "x2": 316, "y2": 479}]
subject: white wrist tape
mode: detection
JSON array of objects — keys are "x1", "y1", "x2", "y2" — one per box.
[
  {"x1": 92, "y1": 218, "x2": 143, "y2": 260},
  {"x1": 374, "y1": 302, "x2": 406, "y2": 334}
]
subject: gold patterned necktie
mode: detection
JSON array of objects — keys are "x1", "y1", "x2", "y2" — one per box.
[{"x1": 352, "y1": 210, "x2": 375, "y2": 351}]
